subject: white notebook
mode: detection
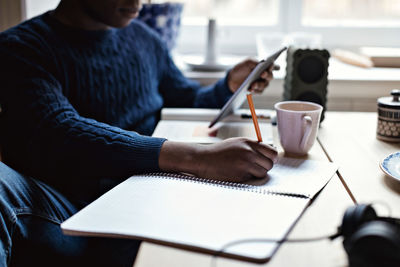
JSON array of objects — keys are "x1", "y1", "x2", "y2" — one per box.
[{"x1": 61, "y1": 157, "x2": 338, "y2": 263}]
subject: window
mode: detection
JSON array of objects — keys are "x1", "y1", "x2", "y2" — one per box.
[
  {"x1": 23, "y1": 0, "x2": 400, "y2": 54},
  {"x1": 177, "y1": 0, "x2": 283, "y2": 54},
  {"x1": 176, "y1": 0, "x2": 400, "y2": 55},
  {"x1": 302, "y1": 0, "x2": 400, "y2": 27},
  {"x1": 181, "y1": 0, "x2": 279, "y2": 26},
  {"x1": 25, "y1": 0, "x2": 59, "y2": 18}
]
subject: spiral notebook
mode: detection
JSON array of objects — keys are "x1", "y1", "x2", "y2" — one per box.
[{"x1": 61, "y1": 157, "x2": 338, "y2": 263}]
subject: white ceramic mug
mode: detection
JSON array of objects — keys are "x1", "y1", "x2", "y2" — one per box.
[{"x1": 275, "y1": 101, "x2": 323, "y2": 155}]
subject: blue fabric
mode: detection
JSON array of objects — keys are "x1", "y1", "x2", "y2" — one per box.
[
  {"x1": 0, "y1": 12, "x2": 232, "y2": 188},
  {"x1": 0, "y1": 12, "x2": 233, "y2": 265},
  {"x1": 138, "y1": 3, "x2": 184, "y2": 50},
  {"x1": 0, "y1": 162, "x2": 140, "y2": 267}
]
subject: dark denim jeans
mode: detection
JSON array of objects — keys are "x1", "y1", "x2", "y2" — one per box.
[{"x1": 0, "y1": 162, "x2": 140, "y2": 267}]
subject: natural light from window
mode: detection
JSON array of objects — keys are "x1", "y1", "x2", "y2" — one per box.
[
  {"x1": 180, "y1": 0, "x2": 279, "y2": 26},
  {"x1": 25, "y1": 0, "x2": 59, "y2": 18},
  {"x1": 302, "y1": 0, "x2": 400, "y2": 27},
  {"x1": 24, "y1": 0, "x2": 400, "y2": 50}
]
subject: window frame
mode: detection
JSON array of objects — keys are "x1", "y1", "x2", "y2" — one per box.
[{"x1": 176, "y1": 0, "x2": 400, "y2": 55}]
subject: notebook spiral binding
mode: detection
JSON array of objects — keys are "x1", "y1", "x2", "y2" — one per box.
[{"x1": 143, "y1": 172, "x2": 310, "y2": 199}]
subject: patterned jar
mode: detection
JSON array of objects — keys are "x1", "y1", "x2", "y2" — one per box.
[{"x1": 377, "y1": 89, "x2": 400, "y2": 142}]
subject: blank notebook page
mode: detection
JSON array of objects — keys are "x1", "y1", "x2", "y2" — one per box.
[{"x1": 61, "y1": 157, "x2": 337, "y2": 263}]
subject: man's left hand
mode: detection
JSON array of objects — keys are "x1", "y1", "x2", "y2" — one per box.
[{"x1": 227, "y1": 59, "x2": 279, "y2": 93}]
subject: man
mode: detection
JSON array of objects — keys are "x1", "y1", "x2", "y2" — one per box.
[{"x1": 0, "y1": 0, "x2": 278, "y2": 266}]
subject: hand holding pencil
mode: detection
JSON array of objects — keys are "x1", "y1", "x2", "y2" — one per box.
[{"x1": 159, "y1": 53, "x2": 281, "y2": 182}]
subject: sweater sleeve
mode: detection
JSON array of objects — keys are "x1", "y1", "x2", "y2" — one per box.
[
  {"x1": 158, "y1": 47, "x2": 233, "y2": 108},
  {"x1": 0, "y1": 36, "x2": 166, "y2": 184}
]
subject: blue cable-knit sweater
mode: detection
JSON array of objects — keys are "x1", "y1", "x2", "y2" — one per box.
[{"x1": 0, "y1": 12, "x2": 232, "y2": 190}]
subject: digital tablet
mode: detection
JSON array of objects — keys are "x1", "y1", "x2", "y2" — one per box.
[{"x1": 209, "y1": 46, "x2": 287, "y2": 128}]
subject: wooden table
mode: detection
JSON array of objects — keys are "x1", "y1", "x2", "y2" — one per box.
[
  {"x1": 318, "y1": 112, "x2": 400, "y2": 216},
  {"x1": 132, "y1": 112, "x2": 388, "y2": 267}
]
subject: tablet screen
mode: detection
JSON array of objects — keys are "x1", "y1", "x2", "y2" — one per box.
[{"x1": 209, "y1": 46, "x2": 287, "y2": 128}]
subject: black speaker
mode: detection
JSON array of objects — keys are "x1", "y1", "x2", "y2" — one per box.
[{"x1": 284, "y1": 47, "x2": 330, "y2": 121}]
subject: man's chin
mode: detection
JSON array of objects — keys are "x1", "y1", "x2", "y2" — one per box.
[
  {"x1": 110, "y1": 18, "x2": 136, "y2": 28},
  {"x1": 119, "y1": 8, "x2": 140, "y2": 19}
]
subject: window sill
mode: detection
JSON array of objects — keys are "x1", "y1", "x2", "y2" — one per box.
[{"x1": 175, "y1": 54, "x2": 400, "y2": 112}]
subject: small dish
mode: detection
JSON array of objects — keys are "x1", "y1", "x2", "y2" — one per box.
[{"x1": 380, "y1": 152, "x2": 400, "y2": 182}]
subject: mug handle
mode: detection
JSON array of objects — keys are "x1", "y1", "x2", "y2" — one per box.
[{"x1": 300, "y1": 115, "x2": 313, "y2": 151}]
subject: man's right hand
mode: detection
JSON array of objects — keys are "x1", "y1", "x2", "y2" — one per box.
[{"x1": 159, "y1": 137, "x2": 278, "y2": 183}]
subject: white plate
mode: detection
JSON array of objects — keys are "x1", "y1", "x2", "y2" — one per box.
[{"x1": 380, "y1": 152, "x2": 400, "y2": 182}]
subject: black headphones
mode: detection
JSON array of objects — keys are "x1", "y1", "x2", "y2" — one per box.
[
  {"x1": 340, "y1": 204, "x2": 400, "y2": 267},
  {"x1": 215, "y1": 204, "x2": 400, "y2": 267}
]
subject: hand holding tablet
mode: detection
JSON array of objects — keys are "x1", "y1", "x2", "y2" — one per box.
[{"x1": 209, "y1": 46, "x2": 287, "y2": 128}]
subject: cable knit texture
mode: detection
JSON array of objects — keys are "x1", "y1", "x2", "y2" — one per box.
[{"x1": 0, "y1": 12, "x2": 232, "y2": 190}]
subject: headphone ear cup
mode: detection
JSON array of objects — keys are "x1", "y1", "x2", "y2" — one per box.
[
  {"x1": 341, "y1": 204, "x2": 377, "y2": 238},
  {"x1": 344, "y1": 221, "x2": 400, "y2": 267}
]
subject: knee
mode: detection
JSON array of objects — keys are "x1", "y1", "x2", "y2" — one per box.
[
  {"x1": 0, "y1": 162, "x2": 26, "y2": 189},
  {"x1": 0, "y1": 162, "x2": 32, "y2": 203},
  {"x1": 0, "y1": 163, "x2": 21, "y2": 226}
]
